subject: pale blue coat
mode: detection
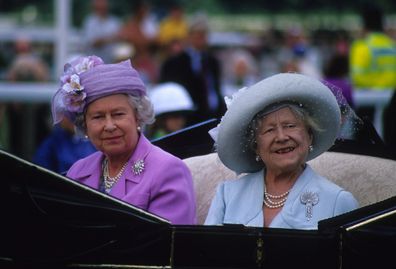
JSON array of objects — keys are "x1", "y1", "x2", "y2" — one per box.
[{"x1": 205, "y1": 165, "x2": 359, "y2": 229}]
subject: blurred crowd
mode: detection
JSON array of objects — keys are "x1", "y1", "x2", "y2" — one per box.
[{"x1": 1, "y1": 0, "x2": 396, "y2": 169}]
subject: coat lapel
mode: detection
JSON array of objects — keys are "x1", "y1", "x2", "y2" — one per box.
[
  {"x1": 109, "y1": 135, "x2": 151, "y2": 199},
  {"x1": 243, "y1": 171, "x2": 265, "y2": 226},
  {"x1": 73, "y1": 152, "x2": 103, "y2": 189},
  {"x1": 274, "y1": 165, "x2": 315, "y2": 229}
]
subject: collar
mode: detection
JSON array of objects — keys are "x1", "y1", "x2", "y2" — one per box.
[
  {"x1": 244, "y1": 165, "x2": 314, "y2": 227},
  {"x1": 122, "y1": 134, "x2": 151, "y2": 184},
  {"x1": 73, "y1": 151, "x2": 103, "y2": 179},
  {"x1": 240, "y1": 171, "x2": 265, "y2": 227},
  {"x1": 274, "y1": 165, "x2": 317, "y2": 229},
  {"x1": 107, "y1": 134, "x2": 152, "y2": 197},
  {"x1": 73, "y1": 134, "x2": 151, "y2": 185}
]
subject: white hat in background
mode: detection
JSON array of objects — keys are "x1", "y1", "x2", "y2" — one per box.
[
  {"x1": 149, "y1": 82, "x2": 195, "y2": 116},
  {"x1": 112, "y1": 43, "x2": 135, "y2": 62}
]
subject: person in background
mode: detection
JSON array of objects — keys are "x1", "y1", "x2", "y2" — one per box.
[
  {"x1": 33, "y1": 117, "x2": 96, "y2": 175},
  {"x1": 118, "y1": 0, "x2": 159, "y2": 84},
  {"x1": 6, "y1": 36, "x2": 51, "y2": 159},
  {"x1": 349, "y1": 4, "x2": 396, "y2": 125},
  {"x1": 221, "y1": 48, "x2": 259, "y2": 98},
  {"x1": 6, "y1": 37, "x2": 50, "y2": 82},
  {"x1": 147, "y1": 82, "x2": 194, "y2": 139},
  {"x1": 276, "y1": 27, "x2": 323, "y2": 79},
  {"x1": 323, "y1": 53, "x2": 355, "y2": 108},
  {"x1": 51, "y1": 55, "x2": 196, "y2": 225},
  {"x1": 82, "y1": 0, "x2": 121, "y2": 64},
  {"x1": 205, "y1": 73, "x2": 358, "y2": 228},
  {"x1": 157, "y1": 2, "x2": 188, "y2": 58},
  {"x1": 349, "y1": 3, "x2": 396, "y2": 91},
  {"x1": 159, "y1": 13, "x2": 226, "y2": 125}
]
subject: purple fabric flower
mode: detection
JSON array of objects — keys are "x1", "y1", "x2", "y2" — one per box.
[
  {"x1": 61, "y1": 57, "x2": 102, "y2": 112},
  {"x1": 63, "y1": 91, "x2": 87, "y2": 113},
  {"x1": 52, "y1": 56, "x2": 104, "y2": 124}
]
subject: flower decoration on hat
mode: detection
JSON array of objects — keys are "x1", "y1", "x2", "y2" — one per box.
[
  {"x1": 209, "y1": 86, "x2": 248, "y2": 143},
  {"x1": 51, "y1": 55, "x2": 104, "y2": 124},
  {"x1": 60, "y1": 56, "x2": 103, "y2": 113},
  {"x1": 224, "y1": 86, "x2": 248, "y2": 110},
  {"x1": 62, "y1": 74, "x2": 85, "y2": 112}
]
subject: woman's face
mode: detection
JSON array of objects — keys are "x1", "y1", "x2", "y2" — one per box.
[
  {"x1": 255, "y1": 107, "x2": 313, "y2": 174},
  {"x1": 85, "y1": 94, "x2": 139, "y2": 159}
]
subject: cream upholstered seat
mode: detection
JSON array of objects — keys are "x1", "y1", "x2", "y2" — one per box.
[{"x1": 183, "y1": 152, "x2": 396, "y2": 225}]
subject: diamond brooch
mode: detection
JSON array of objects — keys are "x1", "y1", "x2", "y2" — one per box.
[
  {"x1": 300, "y1": 191, "x2": 319, "y2": 221},
  {"x1": 132, "y1": 159, "x2": 145, "y2": 175}
]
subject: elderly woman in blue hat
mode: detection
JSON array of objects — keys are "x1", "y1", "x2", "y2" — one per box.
[
  {"x1": 52, "y1": 55, "x2": 196, "y2": 225},
  {"x1": 205, "y1": 73, "x2": 359, "y2": 229}
]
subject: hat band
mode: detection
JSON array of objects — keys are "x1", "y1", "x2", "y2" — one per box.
[{"x1": 256, "y1": 101, "x2": 304, "y2": 119}]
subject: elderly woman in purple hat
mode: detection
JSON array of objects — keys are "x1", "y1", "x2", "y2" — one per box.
[{"x1": 52, "y1": 55, "x2": 196, "y2": 225}]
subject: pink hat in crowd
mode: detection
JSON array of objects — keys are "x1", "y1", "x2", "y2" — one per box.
[{"x1": 51, "y1": 55, "x2": 146, "y2": 124}]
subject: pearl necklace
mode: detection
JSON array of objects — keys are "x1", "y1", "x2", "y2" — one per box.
[
  {"x1": 103, "y1": 159, "x2": 128, "y2": 191},
  {"x1": 263, "y1": 189, "x2": 290, "y2": 209}
]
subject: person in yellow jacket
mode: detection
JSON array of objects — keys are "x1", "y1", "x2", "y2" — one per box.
[
  {"x1": 157, "y1": 3, "x2": 188, "y2": 47},
  {"x1": 349, "y1": 4, "x2": 396, "y2": 91}
]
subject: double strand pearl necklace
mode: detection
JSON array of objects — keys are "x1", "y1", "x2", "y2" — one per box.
[
  {"x1": 103, "y1": 159, "x2": 128, "y2": 191},
  {"x1": 263, "y1": 188, "x2": 291, "y2": 209}
]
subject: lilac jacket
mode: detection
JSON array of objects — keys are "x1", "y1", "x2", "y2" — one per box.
[{"x1": 67, "y1": 134, "x2": 197, "y2": 225}]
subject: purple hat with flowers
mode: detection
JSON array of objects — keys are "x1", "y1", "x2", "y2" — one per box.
[{"x1": 51, "y1": 55, "x2": 146, "y2": 124}]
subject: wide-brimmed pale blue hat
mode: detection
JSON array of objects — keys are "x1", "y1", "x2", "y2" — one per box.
[
  {"x1": 51, "y1": 55, "x2": 146, "y2": 124},
  {"x1": 215, "y1": 73, "x2": 341, "y2": 174}
]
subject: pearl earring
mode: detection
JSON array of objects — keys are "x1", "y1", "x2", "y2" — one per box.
[
  {"x1": 255, "y1": 155, "x2": 261, "y2": 162},
  {"x1": 309, "y1": 145, "x2": 314, "y2": 152},
  {"x1": 137, "y1": 126, "x2": 141, "y2": 132}
]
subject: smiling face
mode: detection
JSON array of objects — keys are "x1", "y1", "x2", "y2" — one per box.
[
  {"x1": 255, "y1": 107, "x2": 313, "y2": 175},
  {"x1": 85, "y1": 94, "x2": 139, "y2": 159}
]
